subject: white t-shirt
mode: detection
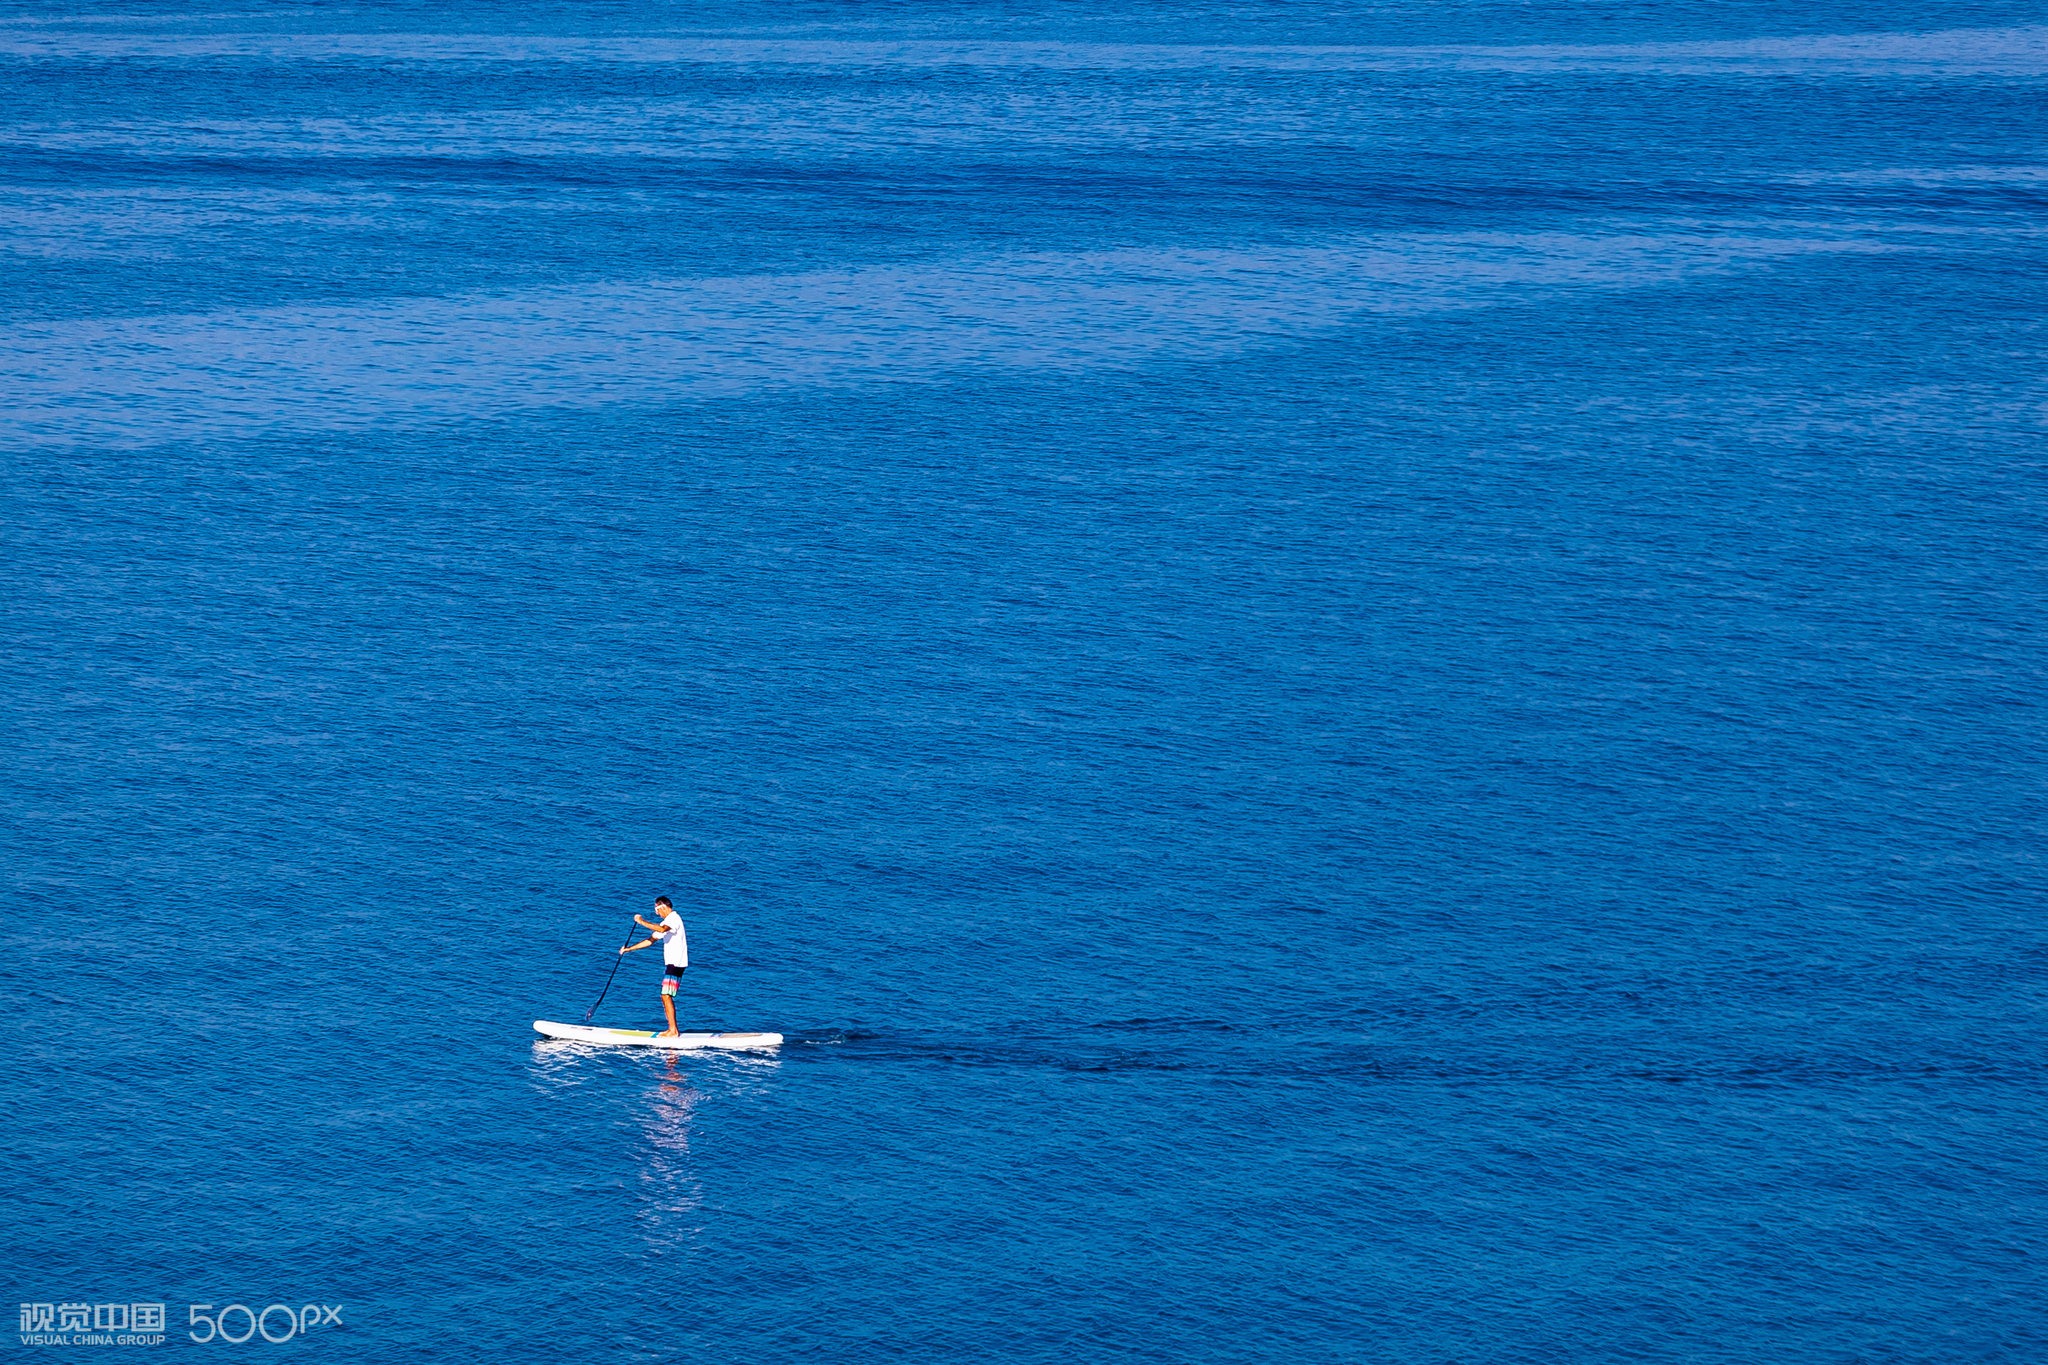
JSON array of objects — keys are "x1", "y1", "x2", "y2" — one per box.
[{"x1": 656, "y1": 910, "x2": 688, "y2": 968}]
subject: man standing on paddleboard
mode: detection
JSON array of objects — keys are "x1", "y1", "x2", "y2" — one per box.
[{"x1": 618, "y1": 895, "x2": 689, "y2": 1037}]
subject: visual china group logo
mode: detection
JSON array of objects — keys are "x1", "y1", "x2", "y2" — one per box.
[
  {"x1": 18, "y1": 1303, "x2": 166, "y2": 1347},
  {"x1": 18, "y1": 1300, "x2": 343, "y2": 1347}
]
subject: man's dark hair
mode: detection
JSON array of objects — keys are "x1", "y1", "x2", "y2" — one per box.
[{"x1": 655, "y1": 895, "x2": 673, "y2": 909}]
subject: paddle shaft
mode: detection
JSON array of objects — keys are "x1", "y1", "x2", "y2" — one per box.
[{"x1": 582, "y1": 918, "x2": 640, "y2": 1024}]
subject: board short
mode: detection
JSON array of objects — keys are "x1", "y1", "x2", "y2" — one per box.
[{"x1": 662, "y1": 963, "x2": 686, "y2": 995}]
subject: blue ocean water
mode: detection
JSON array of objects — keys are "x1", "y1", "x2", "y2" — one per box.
[{"x1": 2, "y1": 1, "x2": 2045, "y2": 1359}]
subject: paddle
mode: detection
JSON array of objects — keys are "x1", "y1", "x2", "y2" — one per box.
[{"x1": 582, "y1": 917, "x2": 639, "y2": 1024}]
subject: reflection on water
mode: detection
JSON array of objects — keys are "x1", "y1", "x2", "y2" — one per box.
[
  {"x1": 638, "y1": 1054, "x2": 705, "y2": 1248},
  {"x1": 529, "y1": 1041, "x2": 783, "y2": 1250}
]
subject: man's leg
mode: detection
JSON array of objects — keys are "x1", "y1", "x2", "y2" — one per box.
[{"x1": 660, "y1": 973, "x2": 680, "y2": 1036}]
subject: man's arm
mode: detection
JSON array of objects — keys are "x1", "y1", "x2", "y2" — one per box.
[{"x1": 619, "y1": 937, "x2": 658, "y2": 955}]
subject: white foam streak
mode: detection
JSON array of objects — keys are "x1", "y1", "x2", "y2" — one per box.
[
  {"x1": 0, "y1": 26, "x2": 2044, "y2": 77},
  {"x1": 2, "y1": 230, "x2": 1886, "y2": 449}
]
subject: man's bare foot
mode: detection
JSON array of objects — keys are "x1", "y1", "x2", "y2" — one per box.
[{"x1": 657, "y1": 1029, "x2": 680, "y2": 1038}]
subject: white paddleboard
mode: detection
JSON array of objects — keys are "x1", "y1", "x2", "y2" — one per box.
[{"x1": 534, "y1": 1019, "x2": 783, "y2": 1050}]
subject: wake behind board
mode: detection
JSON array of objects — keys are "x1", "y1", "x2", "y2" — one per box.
[{"x1": 534, "y1": 1020, "x2": 783, "y2": 1050}]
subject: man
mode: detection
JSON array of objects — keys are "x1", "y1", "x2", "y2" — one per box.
[{"x1": 618, "y1": 895, "x2": 689, "y2": 1037}]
